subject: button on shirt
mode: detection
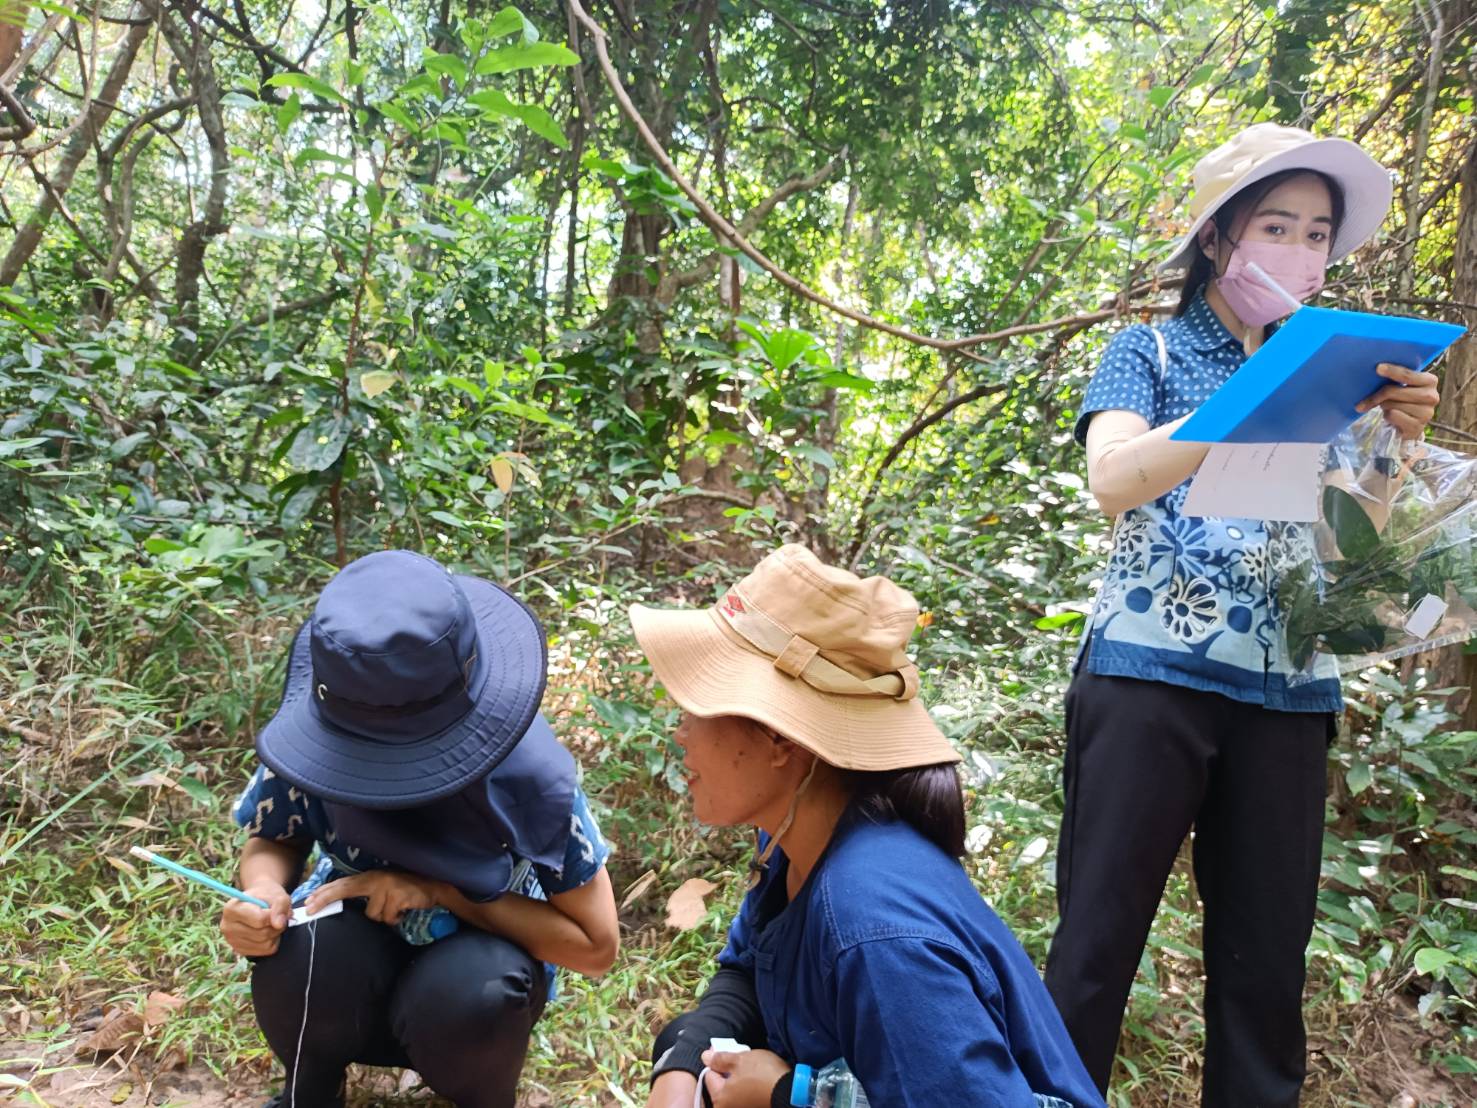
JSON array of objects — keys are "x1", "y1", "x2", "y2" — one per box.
[
  {"x1": 719, "y1": 812, "x2": 1104, "y2": 1108},
  {"x1": 1074, "y1": 292, "x2": 1341, "y2": 712}
]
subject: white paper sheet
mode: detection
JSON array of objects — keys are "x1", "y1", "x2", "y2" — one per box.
[
  {"x1": 1182, "y1": 442, "x2": 1323, "y2": 522},
  {"x1": 289, "y1": 899, "x2": 344, "y2": 927}
]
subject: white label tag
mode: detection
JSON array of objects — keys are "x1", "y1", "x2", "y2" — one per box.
[
  {"x1": 708, "y1": 1038, "x2": 750, "y2": 1054},
  {"x1": 289, "y1": 899, "x2": 344, "y2": 927},
  {"x1": 1404, "y1": 593, "x2": 1449, "y2": 640}
]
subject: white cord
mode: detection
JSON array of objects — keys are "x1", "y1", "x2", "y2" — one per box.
[
  {"x1": 693, "y1": 1066, "x2": 710, "y2": 1108},
  {"x1": 289, "y1": 918, "x2": 317, "y2": 1107}
]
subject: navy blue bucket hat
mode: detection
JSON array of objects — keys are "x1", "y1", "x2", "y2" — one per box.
[{"x1": 256, "y1": 549, "x2": 549, "y2": 810}]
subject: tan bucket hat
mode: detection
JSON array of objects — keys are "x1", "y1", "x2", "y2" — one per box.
[
  {"x1": 1160, "y1": 122, "x2": 1393, "y2": 273},
  {"x1": 629, "y1": 544, "x2": 959, "y2": 772}
]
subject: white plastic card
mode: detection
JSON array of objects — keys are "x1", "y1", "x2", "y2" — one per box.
[
  {"x1": 289, "y1": 900, "x2": 344, "y2": 927},
  {"x1": 1404, "y1": 593, "x2": 1449, "y2": 639},
  {"x1": 708, "y1": 1038, "x2": 750, "y2": 1054}
]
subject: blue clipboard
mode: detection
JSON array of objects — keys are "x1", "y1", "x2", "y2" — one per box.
[{"x1": 1170, "y1": 305, "x2": 1465, "y2": 444}]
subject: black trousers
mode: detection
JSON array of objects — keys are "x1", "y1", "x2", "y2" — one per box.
[
  {"x1": 1043, "y1": 668, "x2": 1330, "y2": 1108},
  {"x1": 251, "y1": 906, "x2": 546, "y2": 1108}
]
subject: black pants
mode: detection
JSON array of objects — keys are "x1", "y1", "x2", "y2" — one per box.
[
  {"x1": 1043, "y1": 669, "x2": 1330, "y2": 1108},
  {"x1": 251, "y1": 906, "x2": 546, "y2": 1108}
]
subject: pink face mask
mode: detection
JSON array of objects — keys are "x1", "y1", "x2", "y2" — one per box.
[{"x1": 1215, "y1": 239, "x2": 1327, "y2": 327}]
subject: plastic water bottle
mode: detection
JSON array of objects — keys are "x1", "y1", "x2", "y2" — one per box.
[
  {"x1": 790, "y1": 1059, "x2": 869, "y2": 1108},
  {"x1": 399, "y1": 905, "x2": 459, "y2": 944}
]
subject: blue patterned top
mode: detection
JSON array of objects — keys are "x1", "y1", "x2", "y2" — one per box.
[
  {"x1": 1073, "y1": 292, "x2": 1341, "y2": 712},
  {"x1": 233, "y1": 764, "x2": 611, "y2": 949}
]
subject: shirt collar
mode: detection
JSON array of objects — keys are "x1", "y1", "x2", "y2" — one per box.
[{"x1": 1175, "y1": 289, "x2": 1244, "y2": 354}]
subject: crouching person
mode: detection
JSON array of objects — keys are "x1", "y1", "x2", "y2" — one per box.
[
  {"x1": 633, "y1": 546, "x2": 1102, "y2": 1108},
  {"x1": 219, "y1": 550, "x2": 618, "y2": 1108}
]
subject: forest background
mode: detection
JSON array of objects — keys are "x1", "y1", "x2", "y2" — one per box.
[{"x1": 2, "y1": 0, "x2": 1476, "y2": 1104}]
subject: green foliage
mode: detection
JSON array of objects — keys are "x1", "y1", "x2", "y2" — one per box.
[{"x1": 1312, "y1": 671, "x2": 1477, "y2": 1076}]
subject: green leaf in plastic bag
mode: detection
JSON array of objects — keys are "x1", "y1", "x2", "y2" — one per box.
[{"x1": 1323, "y1": 484, "x2": 1380, "y2": 562}]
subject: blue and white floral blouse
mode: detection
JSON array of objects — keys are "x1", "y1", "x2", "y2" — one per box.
[
  {"x1": 233, "y1": 764, "x2": 611, "y2": 949},
  {"x1": 1073, "y1": 292, "x2": 1341, "y2": 713}
]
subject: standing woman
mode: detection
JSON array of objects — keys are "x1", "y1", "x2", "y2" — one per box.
[{"x1": 1044, "y1": 123, "x2": 1442, "y2": 1106}]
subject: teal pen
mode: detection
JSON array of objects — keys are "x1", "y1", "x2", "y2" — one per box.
[{"x1": 129, "y1": 845, "x2": 270, "y2": 909}]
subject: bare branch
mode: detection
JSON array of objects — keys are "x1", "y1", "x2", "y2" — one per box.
[
  {"x1": 145, "y1": 1, "x2": 230, "y2": 337},
  {"x1": 566, "y1": 0, "x2": 1168, "y2": 363},
  {"x1": 665, "y1": 152, "x2": 843, "y2": 294},
  {"x1": 565, "y1": 0, "x2": 975, "y2": 357},
  {"x1": 0, "y1": 81, "x2": 35, "y2": 139},
  {"x1": 0, "y1": 9, "x2": 149, "y2": 285}
]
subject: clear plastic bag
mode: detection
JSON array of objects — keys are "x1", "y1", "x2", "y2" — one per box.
[{"x1": 1274, "y1": 412, "x2": 1477, "y2": 684}]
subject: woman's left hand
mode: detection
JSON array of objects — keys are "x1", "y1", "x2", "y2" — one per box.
[
  {"x1": 1356, "y1": 363, "x2": 1441, "y2": 440},
  {"x1": 306, "y1": 869, "x2": 443, "y2": 924},
  {"x1": 701, "y1": 1049, "x2": 791, "y2": 1108}
]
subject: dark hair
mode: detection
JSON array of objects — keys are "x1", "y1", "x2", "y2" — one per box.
[
  {"x1": 849, "y1": 763, "x2": 966, "y2": 858},
  {"x1": 1175, "y1": 168, "x2": 1345, "y2": 316}
]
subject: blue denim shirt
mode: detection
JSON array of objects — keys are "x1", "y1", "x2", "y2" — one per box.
[
  {"x1": 1073, "y1": 292, "x2": 1341, "y2": 712},
  {"x1": 718, "y1": 812, "x2": 1104, "y2": 1108}
]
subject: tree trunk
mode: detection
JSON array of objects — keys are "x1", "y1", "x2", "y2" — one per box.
[
  {"x1": 0, "y1": 10, "x2": 149, "y2": 287},
  {"x1": 602, "y1": 0, "x2": 717, "y2": 357},
  {"x1": 150, "y1": 2, "x2": 229, "y2": 344},
  {"x1": 1415, "y1": 135, "x2": 1477, "y2": 725}
]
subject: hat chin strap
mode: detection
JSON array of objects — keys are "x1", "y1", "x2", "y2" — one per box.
[
  {"x1": 748, "y1": 755, "x2": 820, "y2": 888},
  {"x1": 715, "y1": 590, "x2": 920, "y2": 701}
]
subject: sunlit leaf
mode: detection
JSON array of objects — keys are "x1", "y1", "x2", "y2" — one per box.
[
  {"x1": 360, "y1": 371, "x2": 396, "y2": 398},
  {"x1": 473, "y1": 42, "x2": 578, "y2": 75},
  {"x1": 265, "y1": 72, "x2": 348, "y2": 106}
]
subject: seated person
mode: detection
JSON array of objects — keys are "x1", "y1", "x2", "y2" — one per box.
[
  {"x1": 220, "y1": 550, "x2": 618, "y2": 1108},
  {"x1": 633, "y1": 545, "x2": 1103, "y2": 1108}
]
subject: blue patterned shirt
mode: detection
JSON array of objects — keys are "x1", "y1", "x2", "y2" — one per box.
[
  {"x1": 1073, "y1": 292, "x2": 1341, "y2": 712},
  {"x1": 232, "y1": 764, "x2": 611, "y2": 951}
]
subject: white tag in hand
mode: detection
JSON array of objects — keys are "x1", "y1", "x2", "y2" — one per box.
[
  {"x1": 709, "y1": 1038, "x2": 750, "y2": 1054},
  {"x1": 289, "y1": 900, "x2": 344, "y2": 927}
]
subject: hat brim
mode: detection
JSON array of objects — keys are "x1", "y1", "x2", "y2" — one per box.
[
  {"x1": 1159, "y1": 137, "x2": 1393, "y2": 273},
  {"x1": 256, "y1": 576, "x2": 547, "y2": 810},
  {"x1": 629, "y1": 603, "x2": 959, "y2": 772}
]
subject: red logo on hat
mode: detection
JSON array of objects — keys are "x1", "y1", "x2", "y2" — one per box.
[{"x1": 719, "y1": 592, "x2": 746, "y2": 618}]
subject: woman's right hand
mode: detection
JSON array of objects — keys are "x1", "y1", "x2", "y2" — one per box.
[
  {"x1": 645, "y1": 1069, "x2": 699, "y2": 1108},
  {"x1": 220, "y1": 881, "x2": 291, "y2": 957}
]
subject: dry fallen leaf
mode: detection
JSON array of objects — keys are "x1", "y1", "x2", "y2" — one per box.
[
  {"x1": 620, "y1": 869, "x2": 657, "y2": 911},
  {"x1": 111, "y1": 1080, "x2": 132, "y2": 1104},
  {"x1": 104, "y1": 856, "x2": 138, "y2": 876},
  {"x1": 490, "y1": 456, "x2": 515, "y2": 494},
  {"x1": 123, "y1": 770, "x2": 179, "y2": 791},
  {"x1": 45, "y1": 1068, "x2": 107, "y2": 1096},
  {"x1": 664, "y1": 877, "x2": 718, "y2": 931},
  {"x1": 143, "y1": 990, "x2": 184, "y2": 1028},
  {"x1": 117, "y1": 816, "x2": 158, "y2": 832},
  {"x1": 75, "y1": 1007, "x2": 143, "y2": 1055}
]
